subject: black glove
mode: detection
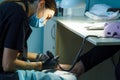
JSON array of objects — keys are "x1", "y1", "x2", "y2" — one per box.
[
  {"x1": 36, "y1": 53, "x2": 50, "y2": 62},
  {"x1": 42, "y1": 51, "x2": 59, "y2": 70}
]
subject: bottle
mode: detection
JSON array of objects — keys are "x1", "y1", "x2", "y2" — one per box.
[{"x1": 55, "y1": 0, "x2": 63, "y2": 17}]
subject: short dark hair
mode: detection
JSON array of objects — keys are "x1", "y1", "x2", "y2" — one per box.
[{"x1": 45, "y1": 0, "x2": 57, "y2": 12}]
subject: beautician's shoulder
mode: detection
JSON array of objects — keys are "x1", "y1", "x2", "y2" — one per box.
[{"x1": 0, "y1": 2, "x2": 24, "y2": 14}]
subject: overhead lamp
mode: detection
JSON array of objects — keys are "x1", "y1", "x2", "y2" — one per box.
[
  {"x1": 59, "y1": 0, "x2": 86, "y2": 16},
  {"x1": 60, "y1": 0, "x2": 85, "y2": 8}
]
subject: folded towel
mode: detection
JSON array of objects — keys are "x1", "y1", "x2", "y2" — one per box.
[
  {"x1": 85, "y1": 4, "x2": 120, "y2": 20},
  {"x1": 85, "y1": 11, "x2": 119, "y2": 20},
  {"x1": 17, "y1": 70, "x2": 77, "y2": 80}
]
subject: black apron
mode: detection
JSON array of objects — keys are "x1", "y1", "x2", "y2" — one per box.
[{"x1": 0, "y1": 72, "x2": 19, "y2": 80}]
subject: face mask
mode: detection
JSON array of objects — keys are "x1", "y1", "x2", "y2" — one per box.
[{"x1": 29, "y1": 14, "x2": 45, "y2": 28}]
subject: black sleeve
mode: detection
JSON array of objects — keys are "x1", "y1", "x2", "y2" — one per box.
[{"x1": 3, "y1": 3, "x2": 26, "y2": 51}]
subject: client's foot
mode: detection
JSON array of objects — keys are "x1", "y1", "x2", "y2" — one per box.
[
  {"x1": 56, "y1": 64, "x2": 71, "y2": 70},
  {"x1": 70, "y1": 61, "x2": 85, "y2": 77}
]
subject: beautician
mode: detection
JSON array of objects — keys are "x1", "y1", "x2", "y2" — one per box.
[{"x1": 0, "y1": 0, "x2": 57, "y2": 79}]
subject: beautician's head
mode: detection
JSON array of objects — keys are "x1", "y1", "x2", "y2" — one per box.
[
  {"x1": 35, "y1": 0, "x2": 56, "y2": 20},
  {"x1": 3, "y1": 0, "x2": 56, "y2": 18},
  {"x1": 29, "y1": 0, "x2": 57, "y2": 27},
  {"x1": 29, "y1": 0, "x2": 57, "y2": 26},
  {"x1": 2, "y1": 0, "x2": 56, "y2": 26}
]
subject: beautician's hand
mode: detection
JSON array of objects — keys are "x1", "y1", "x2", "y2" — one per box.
[
  {"x1": 36, "y1": 51, "x2": 59, "y2": 70},
  {"x1": 42, "y1": 55, "x2": 59, "y2": 69},
  {"x1": 36, "y1": 53, "x2": 49, "y2": 62}
]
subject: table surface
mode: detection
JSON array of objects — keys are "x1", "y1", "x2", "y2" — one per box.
[{"x1": 53, "y1": 16, "x2": 120, "y2": 46}]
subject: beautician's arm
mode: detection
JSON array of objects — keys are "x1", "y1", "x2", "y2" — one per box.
[
  {"x1": 2, "y1": 48, "x2": 42, "y2": 72},
  {"x1": 27, "y1": 52, "x2": 38, "y2": 61}
]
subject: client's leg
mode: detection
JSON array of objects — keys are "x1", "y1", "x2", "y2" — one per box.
[
  {"x1": 115, "y1": 62, "x2": 120, "y2": 80},
  {"x1": 71, "y1": 45, "x2": 120, "y2": 77}
]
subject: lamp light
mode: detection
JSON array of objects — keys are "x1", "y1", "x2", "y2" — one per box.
[
  {"x1": 60, "y1": 0, "x2": 86, "y2": 16},
  {"x1": 60, "y1": 0, "x2": 84, "y2": 8}
]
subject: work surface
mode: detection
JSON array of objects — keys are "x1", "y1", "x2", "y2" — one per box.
[
  {"x1": 53, "y1": 16, "x2": 120, "y2": 46},
  {"x1": 53, "y1": 16, "x2": 120, "y2": 80}
]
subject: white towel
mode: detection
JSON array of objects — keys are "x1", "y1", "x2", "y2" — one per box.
[{"x1": 85, "y1": 4, "x2": 120, "y2": 20}]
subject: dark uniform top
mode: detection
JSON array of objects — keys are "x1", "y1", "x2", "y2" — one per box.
[{"x1": 0, "y1": 2, "x2": 32, "y2": 72}]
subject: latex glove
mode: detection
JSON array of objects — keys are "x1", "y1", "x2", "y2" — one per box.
[
  {"x1": 36, "y1": 53, "x2": 49, "y2": 62},
  {"x1": 36, "y1": 51, "x2": 59, "y2": 70},
  {"x1": 42, "y1": 55, "x2": 59, "y2": 70}
]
